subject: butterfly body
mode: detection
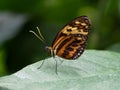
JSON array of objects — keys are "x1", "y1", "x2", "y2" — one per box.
[{"x1": 46, "y1": 16, "x2": 90, "y2": 60}]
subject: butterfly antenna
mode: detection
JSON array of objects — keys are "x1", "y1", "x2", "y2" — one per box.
[
  {"x1": 36, "y1": 27, "x2": 45, "y2": 41},
  {"x1": 29, "y1": 27, "x2": 47, "y2": 45}
]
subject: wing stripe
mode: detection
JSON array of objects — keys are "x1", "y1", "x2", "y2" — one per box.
[{"x1": 55, "y1": 37, "x2": 72, "y2": 52}]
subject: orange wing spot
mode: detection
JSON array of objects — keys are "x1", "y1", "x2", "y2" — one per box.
[
  {"x1": 75, "y1": 21, "x2": 80, "y2": 24},
  {"x1": 85, "y1": 26, "x2": 89, "y2": 29},
  {"x1": 62, "y1": 26, "x2": 88, "y2": 35},
  {"x1": 78, "y1": 29, "x2": 88, "y2": 35},
  {"x1": 81, "y1": 22, "x2": 87, "y2": 26}
]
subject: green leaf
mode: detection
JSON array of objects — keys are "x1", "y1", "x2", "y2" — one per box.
[{"x1": 0, "y1": 50, "x2": 120, "y2": 90}]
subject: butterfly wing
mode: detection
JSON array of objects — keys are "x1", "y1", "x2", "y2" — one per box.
[{"x1": 52, "y1": 16, "x2": 90, "y2": 59}]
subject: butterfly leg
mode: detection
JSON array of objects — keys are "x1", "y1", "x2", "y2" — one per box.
[
  {"x1": 54, "y1": 58, "x2": 58, "y2": 74},
  {"x1": 58, "y1": 58, "x2": 64, "y2": 67},
  {"x1": 37, "y1": 60, "x2": 45, "y2": 69}
]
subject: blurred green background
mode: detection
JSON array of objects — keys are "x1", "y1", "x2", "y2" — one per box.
[{"x1": 0, "y1": 0, "x2": 120, "y2": 76}]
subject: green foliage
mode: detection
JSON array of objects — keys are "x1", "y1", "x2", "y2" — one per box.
[
  {"x1": 0, "y1": 50, "x2": 120, "y2": 90},
  {"x1": 107, "y1": 43, "x2": 120, "y2": 53}
]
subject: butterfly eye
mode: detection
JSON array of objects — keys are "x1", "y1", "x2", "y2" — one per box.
[{"x1": 45, "y1": 46, "x2": 51, "y2": 52}]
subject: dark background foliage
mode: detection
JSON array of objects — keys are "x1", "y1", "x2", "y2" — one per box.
[{"x1": 0, "y1": 0, "x2": 120, "y2": 76}]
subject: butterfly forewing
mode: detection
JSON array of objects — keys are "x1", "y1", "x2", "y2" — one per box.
[{"x1": 48, "y1": 16, "x2": 90, "y2": 59}]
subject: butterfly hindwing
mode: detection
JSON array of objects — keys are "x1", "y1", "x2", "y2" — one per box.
[{"x1": 55, "y1": 33, "x2": 87, "y2": 59}]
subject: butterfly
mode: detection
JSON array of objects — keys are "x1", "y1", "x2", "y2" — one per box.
[{"x1": 30, "y1": 16, "x2": 90, "y2": 73}]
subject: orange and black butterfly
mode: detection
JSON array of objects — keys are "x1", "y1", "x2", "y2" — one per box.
[{"x1": 30, "y1": 16, "x2": 90, "y2": 73}]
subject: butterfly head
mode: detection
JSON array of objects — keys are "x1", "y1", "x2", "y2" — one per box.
[
  {"x1": 45, "y1": 46, "x2": 56, "y2": 57},
  {"x1": 45, "y1": 46, "x2": 51, "y2": 53}
]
